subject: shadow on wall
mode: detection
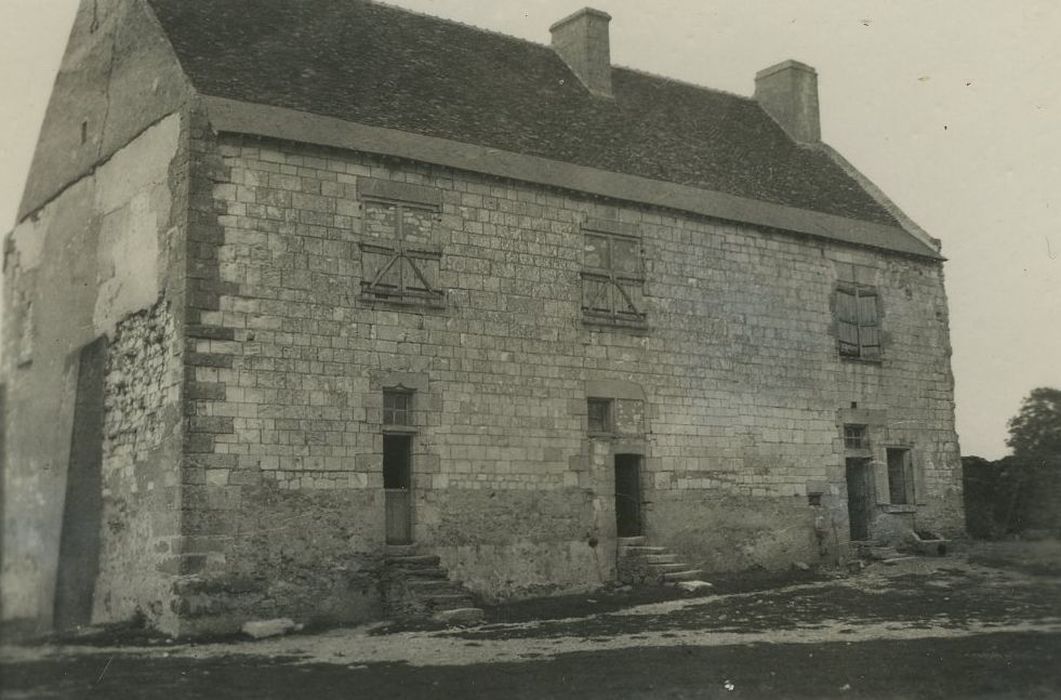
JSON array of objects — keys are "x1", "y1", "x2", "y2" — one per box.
[{"x1": 53, "y1": 337, "x2": 107, "y2": 631}]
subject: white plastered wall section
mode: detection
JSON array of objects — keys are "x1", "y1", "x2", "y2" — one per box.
[{"x1": 0, "y1": 113, "x2": 183, "y2": 628}]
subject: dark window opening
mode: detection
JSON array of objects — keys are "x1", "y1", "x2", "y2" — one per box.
[
  {"x1": 887, "y1": 448, "x2": 915, "y2": 505},
  {"x1": 844, "y1": 424, "x2": 868, "y2": 450},
  {"x1": 807, "y1": 492, "x2": 823, "y2": 507},
  {"x1": 587, "y1": 398, "x2": 612, "y2": 434},
  {"x1": 836, "y1": 285, "x2": 881, "y2": 360},
  {"x1": 383, "y1": 390, "x2": 413, "y2": 426}
]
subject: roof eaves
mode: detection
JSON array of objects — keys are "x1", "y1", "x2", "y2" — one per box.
[
  {"x1": 814, "y1": 142, "x2": 944, "y2": 256},
  {"x1": 203, "y1": 96, "x2": 944, "y2": 261}
]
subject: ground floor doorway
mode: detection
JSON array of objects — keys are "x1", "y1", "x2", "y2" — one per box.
[
  {"x1": 845, "y1": 457, "x2": 873, "y2": 541},
  {"x1": 383, "y1": 434, "x2": 412, "y2": 545},
  {"x1": 614, "y1": 454, "x2": 643, "y2": 537}
]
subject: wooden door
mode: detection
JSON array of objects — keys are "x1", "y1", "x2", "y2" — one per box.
[
  {"x1": 383, "y1": 434, "x2": 412, "y2": 544},
  {"x1": 845, "y1": 457, "x2": 873, "y2": 541},
  {"x1": 614, "y1": 454, "x2": 643, "y2": 537}
]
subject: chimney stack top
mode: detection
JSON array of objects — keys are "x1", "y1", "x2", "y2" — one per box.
[
  {"x1": 754, "y1": 59, "x2": 821, "y2": 144},
  {"x1": 550, "y1": 8, "x2": 613, "y2": 98}
]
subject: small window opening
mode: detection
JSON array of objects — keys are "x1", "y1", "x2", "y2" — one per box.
[
  {"x1": 80, "y1": 121, "x2": 88, "y2": 145},
  {"x1": 844, "y1": 424, "x2": 868, "y2": 450},
  {"x1": 587, "y1": 398, "x2": 612, "y2": 434},
  {"x1": 807, "y1": 493, "x2": 823, "y2": 507},
  {"x1": 383, "y1": 390, "x2": 413, "y2": 426}
]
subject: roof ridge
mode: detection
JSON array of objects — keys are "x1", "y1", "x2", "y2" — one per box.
[
  {"x1": 612, "y1": 65, "x2": 755, "y2": 102},
  {"x1": 363, "y1": 0, "x2": 555, "y2": 53},
  {"x1": 368, "y1": 1, "x2": 758, "y2": 102}
]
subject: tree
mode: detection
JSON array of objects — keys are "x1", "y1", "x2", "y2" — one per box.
[{"x1": 1006, "y1": 387, "x2": 1061, "y2": 462}]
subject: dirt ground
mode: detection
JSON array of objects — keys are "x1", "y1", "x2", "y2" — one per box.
[{"x1": 3, "y1": 541, "x2": 1060, "y2": 699}]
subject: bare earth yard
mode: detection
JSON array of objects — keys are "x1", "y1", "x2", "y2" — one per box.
[{"x1": 3, "y1": 542, "x2": 1060, "y2": 699}]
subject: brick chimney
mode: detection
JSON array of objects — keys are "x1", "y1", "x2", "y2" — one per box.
[
  {"x1": 550, "y1": 8, "x2": 613, "y2": 98},
  {"x1": 754, "y1": 60, "x2": 821, "y2": 144}
]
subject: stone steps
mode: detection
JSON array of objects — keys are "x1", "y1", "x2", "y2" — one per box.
[
  {"x1": 385, "y1": 554, "x2": 441, "y2": 568},
  {"x1": 619, "y1": 545, "x2": 668, "y2": 556},
  {"x1": 617, "y1": 538, "x2": 710, "y2": 589},
  {"x1": 662, "y1": 569, "x2": 705, "y2": 583},
  {"x1": 383, "y1": 549, "x2": 484, "y2": 625}
]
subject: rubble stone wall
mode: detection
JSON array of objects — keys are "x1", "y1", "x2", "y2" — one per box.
[{"x1": 94, "y1": 299, "x2": 183, "y2": 630}]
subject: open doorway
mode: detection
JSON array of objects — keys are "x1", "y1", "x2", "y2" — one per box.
[
  {"x1": 383, "y1": 434, "x2": 412, "y2": 544},
  {"x1": 614, "y1": 454, "x2": 643, "y2": 537}
]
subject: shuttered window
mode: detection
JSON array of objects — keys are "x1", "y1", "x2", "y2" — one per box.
[
  {"x1": 358, "y1": 179, "x2": 444, "y2": 309},
  {"x1": 581, "y1": 221, "x2": 647, "y2": 329},
  {"x1": 836, "y1": 286, "x2": 881, "y2": 360}
]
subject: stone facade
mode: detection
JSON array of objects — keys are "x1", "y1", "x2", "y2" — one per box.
[
  {"x1": 2, "y1": 0, "x2": 963, "y2": 638},
  {"x1": 164, "y1": 130, "x2": 962, "y2": 631}
]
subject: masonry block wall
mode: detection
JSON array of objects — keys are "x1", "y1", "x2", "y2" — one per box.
[{"x1": 171, "y1": 127, "x2": 961, "y2": 628}]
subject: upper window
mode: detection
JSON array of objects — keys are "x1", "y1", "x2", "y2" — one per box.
[
  {"x1": 843, "y1": 424, "x2": 869, "y2": 450},
  {"x1": 834, "y1": 264, "x2": 880, "y2": 360},
  {"x1": 886, "y1": 448, "x2": 915, "y2": 505},
  {"x1": 358, "y1": 179, "x2": 444, "y2": 308},
  {"x1": 581, "y1": 219, "x2": 647, "y2": 329},
  {"x1": 383, "y1": 389, "x2": 413, "y2": 427},
  {"x1": 587, "y1": 398, "x2": 613, "y2": 434},
  {"x1": 836, "y1": 285, "x2": 880, "y2": 360}
]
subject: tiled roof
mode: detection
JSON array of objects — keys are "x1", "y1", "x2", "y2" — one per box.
[{"x1": 147, "y1": 0, "x2": 898, "y2": 226}]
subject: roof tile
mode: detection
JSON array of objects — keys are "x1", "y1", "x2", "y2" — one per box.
[{"x1": 148, "y1": 0, "x2": 898, "y2": 226}]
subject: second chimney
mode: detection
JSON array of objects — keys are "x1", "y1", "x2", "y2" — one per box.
[
  {"x1": 550, "y1": 8, "x2": 613, "y2": 98},
  {"x1": 754, "y1": 60, "x2": 821, "y2": 144}
]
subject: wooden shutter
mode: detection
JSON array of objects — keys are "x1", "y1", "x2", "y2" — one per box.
[
  {"x1": 836, "y1": 288, "x2": 860, "y2": 355},
  {"x1": 857, "y1": 290, "x2": 881, "y2": 359},
  {"x1": 903, "y1": 449, "x2": 917, "y2": 504},
  {"x1": 874, "y1": 457, "x2": 891, "y2": 505}
]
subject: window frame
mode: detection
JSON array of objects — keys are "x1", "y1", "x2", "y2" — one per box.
[
  {"x1": 587, "y1": 397, "x2": 614, "y2": 436},
  {"x1": 885, "y1": 447, "x2": 915, "y2": 506},
  {"x1": 843, "y1": 424, "x2": 869, "y2": 450},
  {"x1": 382, "y1": 388, "x2": 416, "y2": 432},
  {"x1": 836, "y1": 283, "x2": 881, "y2": 361}
]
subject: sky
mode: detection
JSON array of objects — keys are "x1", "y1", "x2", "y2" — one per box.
[{"x1": 0, "y1": 1, "x2": 1058, "y2": 459}]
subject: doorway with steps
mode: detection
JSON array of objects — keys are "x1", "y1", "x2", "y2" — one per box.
[
  {"x1": 383, "y1": 434, "x2": 412, "y2": 545},
  {"x1": 614, "y1": 454, "x2": 643, "y2": 538}
]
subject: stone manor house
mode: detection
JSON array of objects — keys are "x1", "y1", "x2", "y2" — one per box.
[{"x1": 2, "y1": 0, "x2": 963, "y2": 636}]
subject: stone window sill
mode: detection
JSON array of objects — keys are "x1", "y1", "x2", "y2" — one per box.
[
  {"x1": 582, "y1": 316, "x2": 650, "y2": 334},
  {"x1": 359, "y1": 292, "x2": 447, "y2": 311},
  {"x1": 839, "y1": 355, "x2": 883, "y2": 366},
  {"x1": 881, "y1": 504, "x2": 917, "y2": 514}
]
